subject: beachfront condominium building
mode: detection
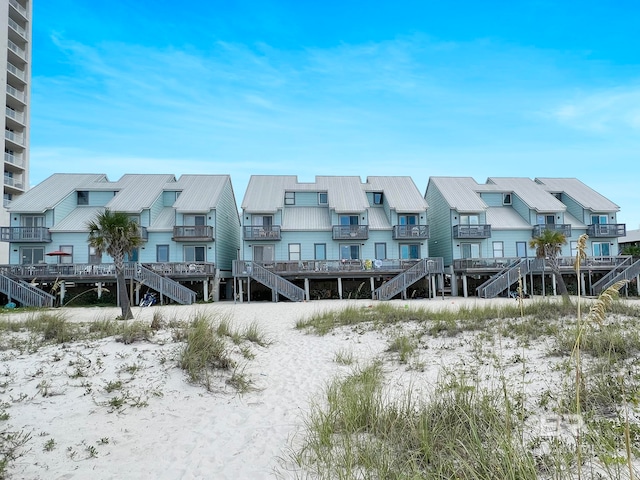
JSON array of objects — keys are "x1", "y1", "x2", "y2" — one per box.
[{"x1": 0, "y1": 0, "x2": 31, "y2": 262}]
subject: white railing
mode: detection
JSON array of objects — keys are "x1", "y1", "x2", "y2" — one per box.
[
  {"x1": 4, "y1": 152, "x2": 24, "y2": 167},
  {"x1": 7, "y1": 40, "x2": 26, "y2": 59},
  {"x1": 5, "y1": 130, "x2": 24, "y2": 145},
  {"x1": 4, "y1": 174, "x2": 23, "y2": 189},
  {"x1": 6, "y1": 107, "x2": 24, "y2": 123},
  {"x1": 6, "y1": 84, "x2": 25, "y2": 102},
  {"x1": 9, "y1": 0, "x2": 28, "y2": 18},
  {"x1": 7, "y1": 62, "x2": 26, "y2": 81},
  {"x1": 8, "y1": 17, "x2": 26, "y2": 38}
]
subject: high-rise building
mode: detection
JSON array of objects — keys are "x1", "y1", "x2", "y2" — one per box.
[{"x1": 0, "y1": 0, "x2": 31, "y2": 262}]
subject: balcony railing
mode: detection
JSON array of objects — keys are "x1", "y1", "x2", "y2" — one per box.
[
  {"x1": 172, "y1": 225, "x2": 214, "y2": 241},
  {"x1": 393, "y1": 224, "x2": 429, "y2": 240},
  {"x1": 243, "y1": 225, "x2": 281, "y2": 241},
  {"x1": 453, "y1": 224, "x2": 492, "y2": 239},
  {"x1": 4, "y1": 152, "x2": 24, "y2": 167},
  {"x1": 532, "y1": 224, "x2": 571, "y2": 238},
  {"x1": 8, "y1": 17, "x2": 26, "y2": 38},
  {"x1": 6, "y1": 85, "x2": 25, "y2": 102},
  {"x1": 5, "y1": 130, "x2": 24, "y2": 146},
  {"x1": 6, "y1": 107, "x2": 24, "y2": 123},
  {"x1": 7, "y1": 62, "x2": 26, "y2": 81},
  {"x1": 0, "y1": 226, "x2": 51, "y2": 243},
  {"x1": 4, "y1": 175, "x2": 23, "y2": 189},
  {"x1": 9, "y1": 0, "x2": 28, "y2": 18},
  {"x1": 587, "y1": 223, "x2": 626, "y2": 238},
  {"x1": 332, "y1": 225, "x2": 369, "y2": 240},
  {"x1": 7, "y1": 40, "x2": 26, "y2": 59}
]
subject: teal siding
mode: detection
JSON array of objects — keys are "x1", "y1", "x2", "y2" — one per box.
[
  {"x1": 425, "y1": 182, "x2": 454, "y2": 266},
  {"x1": 296, "y1": 192, "x2": 320, "y2": 207},
  {"x1": 480, "y1": 193, "x2": 503, "y2": 207},
  {"x1": 52, "y1": 194, "x2": 77, "y2": 225},
  {"x1": 213, "y1": 179, "x2": 241, "y2": 273},
  {"x1": 89, "y1": 191, "x2": 116, "y2": 206}
]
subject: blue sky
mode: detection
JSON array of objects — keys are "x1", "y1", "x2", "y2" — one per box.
[{"x1": 32, "y1": 1, "x2": 640, "y2": 229}]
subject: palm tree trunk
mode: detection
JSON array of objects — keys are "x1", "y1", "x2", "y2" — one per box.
[{"x1": 116, "y1": 267, "x2": 133, "y2": 320}]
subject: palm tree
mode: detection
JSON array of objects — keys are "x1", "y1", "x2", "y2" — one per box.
[
  {"x1": 529, "y1": 228, "x2": 569, "y2": 299},
  {"x1": 87, "y1": 209, "x2": 142, "y2": 319}
]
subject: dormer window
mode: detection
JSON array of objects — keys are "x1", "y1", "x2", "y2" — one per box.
[
  {"x1": 285, "y1": 191, "x2": 295, "y2": 205},
  {"x1": 373, "y1": 192, "x2": 383, "y2": 205},
  {"x1": 503, "y1": 193, "x2": 512, "y2": 205},
  {"x1": 318, "y1": 192, "x2": 328, "y2": 205},
  {"x1": 77, "y1": 191, "x2": 89, "y2": 205}
]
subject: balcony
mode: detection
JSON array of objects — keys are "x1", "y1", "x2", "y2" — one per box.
[
  {"x1": 453, "y1": 224, "x2": 492, "y2": 239},
  {"x1": 172, "y1": 225, "x2": 214, "y2": 241},
  {"x1": 138, "y1": 226, "x2": 149, "y2": 241},
  {"x1": 4, "y1": 174, "x2": 23, "y2": 189},
  {"x1": 6, "y1": 107, "x2": 24, "y2": 124},
  {"x1": 9, "y1": 0, "x2": 28, "y2": 19},
  {"x1": 1, "y1": 226, "x2": 51, "y2": 243},
  {"x1": 8, "y1": 17, "x2": 26, "y2": 39},
  {"x1": 5, "y1": 130, "x2": 24, "y2": 146},
  {"x1": 6, "y1": 85, "x2": 26, "y2": 103},
  {"x1": 587, "y1": 223, "x2": 626, "y2": 238},
  {"x1": 532, "y1": 224, "x2": 571, "y2": 238},
  {"x1": 7, "y1": 40, "x2": 26, "y2": 60},
  {"x1": 332, "y1": 225, "x2": 369, "y2": 240},
  {"x1": 243, "y1": 225, "x2": 281, "y2": 241},
  {"x1": 393, "y1": 224, "x2": 429, "y2": 240},
  {"x1": 4, "y1": 152, "x2": 24, "y2": 167}
]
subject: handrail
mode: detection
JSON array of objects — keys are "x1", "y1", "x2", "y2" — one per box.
[
  {"x1": 234, "y1": 261, "x2": 305, "y2": 302},
  {"x1": 476, "y1": 259, "x2": 530, "y2": 298},
  {"x1": 590, "y1": 257, "x2": 639, "y2": 295},
  {"x1": 375, "y1": 257, "x2": 444, "y2": 300},
  {"x1": 0, "y1": 274, "x2": 55, "y2": 307},
  {"x1": 129, "y1": 264, "x2": 196, "y2": 305}
]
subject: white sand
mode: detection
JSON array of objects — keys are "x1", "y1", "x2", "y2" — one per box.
[{"x1": 1, "y1": 297, "x2": 638, "y2": 479}]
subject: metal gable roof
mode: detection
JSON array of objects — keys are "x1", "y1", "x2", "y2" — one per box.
[
  {"x1": 281, "y1": 207, "x2": 331, "y2": 230},
  {"x1": 487, "y1": 177, "x2": 566, "y2": 212},
  {"x1": 535, "y1": 177, "x2": 620, "y2": 212},
  {"x1": 49, "y1": 206, "x2": 104, "y2": 232},
  {"x1": 241, "y1": 175, "x2": 299, "y2": 213},
  {"x1": 7, "y1": 173, "x2": 109, "y2": 213},
  {"x1": 171, "y1": 175, "x2": 230, "y2": 213},
  {"x1": 366, "y1": 176, "x2": 428, "y2": 212},
  {"x1": 427, "y1": 177, "x2": 488, "y2": 212},
  {"x1": 367, "y1": 207, "x2": 392, "y2": 230},
  {"x1": 316, "y1": 176, "x2": 369, "y2": 213},
  {"x1": 485, "y1": 207, "x2": 531, "y2": 230},
  {"x1": 148, "y1": 207, "x2": 176, "y2": 231},
  {"x1": 106, "y1": 174, "x2": 176, "y2": 213}
]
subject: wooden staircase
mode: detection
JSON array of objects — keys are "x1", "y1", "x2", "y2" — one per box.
[
  {"x1": 127, "y1": 264, "x2": 196, "y2": 305},
  {"x1": 234, "y1": 261, "x2": 305, "y2": 302},
  {"x1": 374, "y1": 258, "x2": 444, "y2": 301},
  {"x1": 0, "y1": 274, "x2": 56, "y2": 307},
  {"x1": 476, "y1": 259, "x2": 530, "y2": 299},
  {"x1": 590, "y1": 257, "x2": 640, "y2": 296}
]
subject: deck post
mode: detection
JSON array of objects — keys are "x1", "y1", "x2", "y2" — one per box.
[
  {"x1": 59, "y1": 281, "x2": 66, "y2": 305},
  {"x1": 337, "y1": 278, "x2": 343, "y2": 299},
  {"x1": 305, "y1": 278, "x2": 310, "y2": 301},
  {"x1": 369, "y1": 277, "x2": 375, "y2": 300},
  {"x1": 462, "y1": 274, "x2": 468, "y2": 298},
  {"x1": 203, "y1": 280, "x2": 209, "y2": 303}
]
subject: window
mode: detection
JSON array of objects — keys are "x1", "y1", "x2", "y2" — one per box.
[
  {"x1": 593, "y1": 242, "x2": 610, "y2": 257},
  {"x1": 339, "y1": 215, "x2": 359, "y2": 225},
  {"x1": 157, "y1": 245, "x2": 169, "y2": 262},
  {"x1": 21, "y1": 215, "x2": 44, "y2": 227},
  {"x1": 252, "y1": 215, "x2": 272, "y2": 226},
  {"x1": 89, "y1": 246, "x2": 102, "y2": 264},
  {"x1": 314, "y1": 243, "x2": 326, "y2": 260},
  {"x1": 184, "y1": 245, "x2": 205, "y2": 262},
  {"x1": 492, "y1": 241, "x2": 504, "y2": 258},
  {"x1": 184, "y1": 214, "x2": 206, "y2": 226},
  {"x1": 461, "y1": 243, "x2": 480, "y2": 258},
  {"x1": 289, "y1": 243, "x2": 301, "y2": 261},
  {"x1": 318, "y1": 192, "x2": 328, "y2": 205},
  {"x1": 459, "y1": 215, "x2": 479, "y2": 225},
  {"x1": 125, "y1": 248, "x2": 139, "y2": 262},
  {"x1": 375, "y1": 243, "x2": 387, "y2": 260},
  {"x1": 340, "y1": 244, "x2": 360, "y2": 260},
  {"x1": 59, "y1": 245, "x2": 73, "y2": 264},
  {"x1": 503, "y1": 193, "x2": 512, "y2": 205},
  {"x1": 537, "y1": 214, "x2": 555, "y2": 225},
  {"x1": 516, "y1": 242, "x2": 527, "y2": 258},
  {"x1": 77, "y1": 191, "x2": 89, "y2": 205},
  {"x1": 285, "y1": 191, "x2": 295, "y2": 205},
  {"x1": 373, "y1": 192, "x2": 383, "y2": 205},
  {"x1": 570, "y1": 241, "x2": 578, "y2": 259},
  {"x1": 399, "y1": 215, "x2": 417, "y2": 225},
  {"x1": 21, "y1": 247, "x2": 44, "y2": 264},
  {"x1": 253, "y1": 245, "x2": 274, "y2": 262},
  {"x1": 591, "y1": 215, "x2": 608, "y2": 225},
  {"x1": 400, "y1": 244, "x2": 420, "y2": 259}
]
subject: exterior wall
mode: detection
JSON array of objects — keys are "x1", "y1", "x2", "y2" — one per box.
[
  {"x1": 89, "y1": 191, "x2": 115, "y2": 207},
  {"x1": 213, "y1": 179, "x2": 241, "y2": 273},
  {"x1": 425, "y1": 183, "x2": 453, "y2": 266},
  {"x1": 52, "y1": 194, "x2": 79, "y2": 225}
]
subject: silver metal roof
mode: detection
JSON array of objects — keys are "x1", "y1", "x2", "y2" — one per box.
[
  {"x1": 427, "y1": 177, "x2": 488, "y2": 212},
  {"x1": 7, "y1": 174, "x2": 108, "y2": 213},
  {"x1": 485, "y1": 207, "x2": 531, "y2": 230},
  {"x1": 148, "y1": 207, "x2": 176, "y2": 231},
  {"x1": 366, "y1": 176, "x2": 428, "y2": 212},
  {"x1": 367, "y1": 207, "x2": 392, "y2": 230},
  {"x1": 281, "y1": 207, "x2": 331, "y2": 230},
  {"x1": 49, "y1": 206, "x2": 104, "y2": 232},
  {"x1": 620, "y1": 229, "x2": 640, "y2": 244},
  {"x1": 535, "y1": 178, "x2": 620, "y2": 212},
  {"x1": 241, "y1": 175, "x2": 299, "y2": 213},
  {"x1": 106, "y1": 174, "x2": 176, "y2": 213},
  {"x1": 487, "y1": 177, "x2": 567, "y2": 212},
  {"x1": 171, "y1": 175, "x2": 231, "y2": 213}
]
